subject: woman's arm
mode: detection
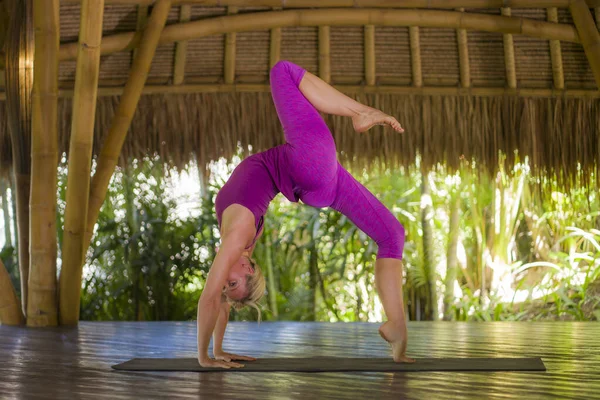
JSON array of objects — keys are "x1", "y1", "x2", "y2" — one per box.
[{"x1": 212, "y1": 298, "x2": 257, "y2": 362}]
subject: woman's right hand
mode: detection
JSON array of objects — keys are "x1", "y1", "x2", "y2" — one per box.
[{"x1": 198, "y1": 356, "x2": 245, "y2": 369}]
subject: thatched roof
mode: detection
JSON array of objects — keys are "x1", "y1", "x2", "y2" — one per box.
[{"x1": 1, "y1": 2, "x2": 600, "y2": 184}]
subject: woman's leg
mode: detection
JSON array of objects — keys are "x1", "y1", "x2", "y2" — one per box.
[{"x1": 331, "y1": 167, "x2": 414, "y2": 363}]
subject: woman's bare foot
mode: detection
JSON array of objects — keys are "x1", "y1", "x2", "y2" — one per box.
[
  {"x1": 352, "y1": 108, "x2": 404, "y2": 134},
  {"x1": 378, "y1": 321, "x2": 415, "y2": 363}
]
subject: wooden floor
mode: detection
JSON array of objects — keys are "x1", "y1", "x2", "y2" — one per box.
[{"x1": 1, "y1": 321, "x2": 599, "y2": 400}]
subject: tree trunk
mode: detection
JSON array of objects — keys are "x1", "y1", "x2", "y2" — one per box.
[
  {"x1": 264, "y1": 230, "x2": 278, "y2": 319},
  {"x1": 308, "y1": 243, "x2": 318, "y2": 321},
  {"x1": 124, "y1": 165, "x2": 141, "y2": 321},
  {"x1": 421, "y1": 171, "x2": 438, "y2": 320},
  {"x1": 4, "y1": 0, "x2": 34, "y2": 317},
  {"x1": 443, "y1": 190, "x2": 461, "y2": 321}
]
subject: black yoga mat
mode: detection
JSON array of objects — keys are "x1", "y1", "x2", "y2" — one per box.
[{"x1": 112, "y1": 357, "x2": 546, "y2": 372}]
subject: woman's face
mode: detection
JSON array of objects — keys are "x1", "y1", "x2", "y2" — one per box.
[{"x1": 223, "y1": 256, "x2": 254, "y2": 301}]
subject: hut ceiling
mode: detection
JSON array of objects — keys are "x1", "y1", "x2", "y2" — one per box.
[{"x1": 1, "y1": 1, "x2": 600, "y2": 183}]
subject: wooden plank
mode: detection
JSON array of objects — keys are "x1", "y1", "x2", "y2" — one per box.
[
  {"x1": 501, "y1": 7, "x2": 517, "y2": 89},
  {"x1": 173, "y1": 5, "x2": 191, "y2": 85},
  {"x1": 223, "y1": 6, "x2": 238, "y2": 84},
  {"x1": 318, "y1": 26, "x2": 331, "y2": 83},
  {"x1": 1, "y1": 321, "x2": 600, "y2": 398},
  {"x1": 547, "y1": 7, "x2": 564, "y2": 90},
  {"x1": 364, "y1": 25, "x2": 375, "y2": 86},
  {"x1": 58, "y1": 9, "x2": 582, "y2": 61}
]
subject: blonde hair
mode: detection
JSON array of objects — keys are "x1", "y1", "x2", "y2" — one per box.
[{"x1": 227, "y1": 258, "x2": 266, "y2": 321}]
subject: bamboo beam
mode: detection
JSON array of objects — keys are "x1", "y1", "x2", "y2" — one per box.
[
  {"x1": 569, "y1": 0, "x2": 600, "y2": 89},
  {"x1": 318, "y1": 26, "x2": 331, "y2": 83},
  {"x1": 173, "y1": 5, "x2": 191, "y2": 85},
  {"x1": 80, "y1": 0, "x2": 173, "y2": 313},
  {"x1": 0, "y1": 259, "x2": 24, "y2": 325},
  {"x1": 62, "y1": 0, "x2": 600, "y2": 9},
  {"x1": 59, "y1": 9, "x2": 582, "y2": 60},
  {"x1": 456, "y1": 8, "x2": 471, "y2": 88},
  {"x1": 133, "y1": 5, "x2": 149, "y2": 60},
  {"x1": 5, "y1": 0, "x2": 34, "y2": 318},
  {"x1": 28, "y1": 0, "x2": 60, "y2": 327},
  {"x1": 409, "y1": 26, "x2": 422, "y2": 87},
  {"x1": 59, "y1": 0, "x2": 105, "y2": 326},
  {"x1": 364, "y1": 25, "x2": 376, "y2": 86},
  {"x1": 501, "y1": 7, "x2": 517, "y2": 89},
  {"x1": 5, "y1": 84, "x2": 600, "y2": 98},
  {"x1": 547, "y1": 7, "x2": 565, "y2": 89},
  {"x1": 224, "y1": 6, "x2": 238, "y2": 84},
  {"x1": 269, "y1": 27, "x2": 281, "y2": 68}
]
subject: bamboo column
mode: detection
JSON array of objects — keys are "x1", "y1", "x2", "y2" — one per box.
[
  {"x1": 501, "y1": 7, "x2": 517, "y2": 89},
  {"x1": 364, "y1": 25, "x2": 376, "y2": 86},
  {"x1": 133, "y1": 5, "x2": 149, "y2": 60},
  {"x1": 4, "y1": 0, "x2": 34, "y2": 316},
  {"x1": 569, "y1": 0, "x2": 600, "y2": 89},
  {"x1": 59, "y1": 0, "x2": 105, "y2": 326},
  {"x1": 0, "y1": 259, "x2": 24, "y2": 325},
  {"x1": 318, "y1": 26, "x2": 331, "y2": 83},
  {"x1": 269, "y1": 27, "x2": 281, "y2": 68},
  {"x1": 79, "y1": 1, "x2": 173, "y2": 320},
  {"x1": 596, "y1": 8, "x2": 600, "y2": 30},
  {"x1": 409, "y1": 26, "x2": 422, "y2": 87},
  {"x1": 1, "y1": 180, "x2": 12, "y2": 248},
  {"x1": 224, "y1": 6, "x2": 238, "y2": 84},
  {"x1": 173, "y1": 5, "x2": 191, "y2": 85},
  {"x1": 456, "y1": 8, "x2": 471, "y2": 88},
  {"x1": 28, "y1": 0, "x2": 60, "y2": 327},
  {"x1": 547, "y1": 7, "x2": 565, "y2": 89}
]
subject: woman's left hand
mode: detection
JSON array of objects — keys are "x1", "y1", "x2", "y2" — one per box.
[{"x1": 214, "y1": 351, "x2": 257, "y2": 362}]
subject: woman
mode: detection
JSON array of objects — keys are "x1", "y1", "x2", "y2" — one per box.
[{"x1": 197, "y1": 60, "x2": 414, "y2": 369}]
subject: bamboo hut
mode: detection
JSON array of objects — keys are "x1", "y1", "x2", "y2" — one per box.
[{"x1": 0, "y1": 0, "x2": 599, "y2": 326}]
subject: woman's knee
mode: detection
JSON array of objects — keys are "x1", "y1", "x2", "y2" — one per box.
[{"x1": 270, "y1": 60, "x2": 304, "y2": 86}]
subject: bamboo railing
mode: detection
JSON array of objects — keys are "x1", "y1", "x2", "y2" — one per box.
[
  {"x1": 58, "y1": 9, "x2": 582, "y2": 61},
  {"x1": 569, "y1": 0, "x2": 600, "y2": 89},
  {"x1": 78, "y1": 0, "x2": 173, "y2": 324},
  {"x1": 61, "y1": 0, "x2": 600, "y2": 8},
  {"x1": 4, "y1": 0, "x2": 34, "y2": 317},
  {"x1": 28, "y1": 0, "x2": 60, "y2": 327},
  {"x1": 59, "y1": 0, "x2": 105, "y2": 326}
]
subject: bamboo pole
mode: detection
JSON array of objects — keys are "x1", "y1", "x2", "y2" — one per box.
[
  {"x1": 501, "y1": 7, "x2": 517, "y2": 89},
  {"x1": 59, "y1": 9, "x2": 582, "y2": 60},
  {"x1": 58, "y1": 0, "x2": 105, "y2": 326},
  {"x1": 456, "y1": 8, "x2": 471, "y2": 88},
  {"x1": 51, "y1": 84, "x2": 600, "y2": 98},
  {"x1": 80, "y1": 0, "x2": 173, "y2": 305},
  {"x1": 409, "y1": 26, "x2": 422, "y2": 87},
  {"x1": 28, "y1": 0, "x2": 60, "y2": 327},
  {"x1": 224, "y1": 6, "x2": 238, "y2": 84},
  {"x1": 4, "y1": 0, "x2": 34, "y2": 317},
  {"x1": 269, "y1": 27, "x2": 281, "y2": 68},
  {"x1": 596, "y1": 8, "x2": 600, "y2": 30},
  {"x1": 0, "y1": 259, "x2": 24, "y2": 325},
  {"x1": 318, "y1": 26, "x2": 331, "y2": 83},
  {"x1": 1, "y1": 180, "x2": 12, "y2": 248},
  {"x1": 547, "y1": 7, "x2": 565, "y2": 89},
  {"x1": 173, "y1": 5, "x2": 191, "y2": 85},
  {"x1": 364, "y1": 25, "x2": 376, "y2": 86},
  {"x1": 569, "y1": 0, "x2": 600, "y2": 89},
  {"x1": 62, "y1": 0, "x2": 600, "y2": 9},
  {"x1": 133, "y1": 5, "x2": 149, "y2": 61}
]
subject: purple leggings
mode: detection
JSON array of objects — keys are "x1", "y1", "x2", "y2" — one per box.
[{"x1": 270, "y1": 61, "x2": 405, "y2": 260}]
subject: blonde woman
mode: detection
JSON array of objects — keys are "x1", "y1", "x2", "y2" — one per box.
[{"x1": 197, "y1": 60, "x2": 413, "y2": 368}]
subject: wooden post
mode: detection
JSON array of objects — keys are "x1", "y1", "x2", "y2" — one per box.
[
  {"x1": 0, "y1": 259, "x2": 24, "y2": 325},
  {"x1": 364, "y1": 25, "x2": 376, "y2": 86},
  {"x1": 269, "y1": 27, "x2": 281, "y2": 69},
  {"x1": 58, "y1": 0, "x2": 105, "y2": 326},
  {"x1": 28, "y1": 0, "x2": 60, "y2": 327},
  {"x1": 80, "y1": 0, "x2": 173, "y2": 311},
  {"x1": 4, "y1": 0, "x2": 34, "y2": 317},
  {"x1": 173, "y1": 5, "x2": 191, "y2": 85},
  {"x1": 223, "y1": 6, "x2": 238, "y2": 84},
  {"x1": 501, "y1": 7, "x2": 517, "y2": 89},
  {"x1": 547, "y1": 7, "x2": 565, "y2": 89},
  {"x1": 570, "y1": 0, "x2": 600, "y2": 89},
  {"x1": 409, "y1": 26, "x2": 422, "y2": 87},
  {"x1": 318, "y1": 26, "x2": 331, "y2": 83},
  {"x1": 456, "y1": 8, "x2": 471, "y2": 88}
]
